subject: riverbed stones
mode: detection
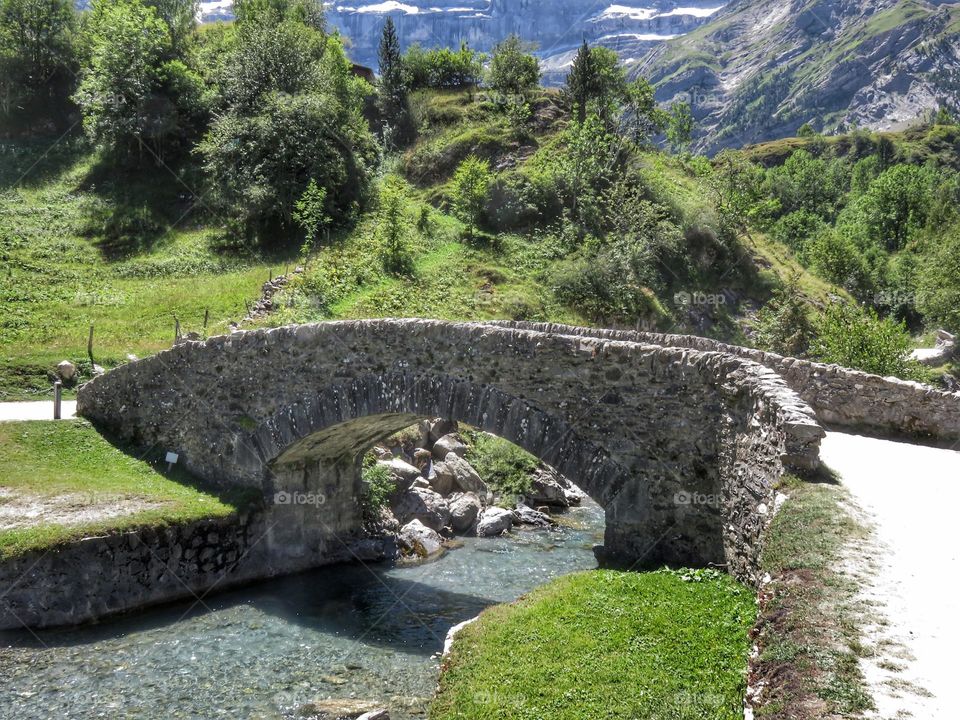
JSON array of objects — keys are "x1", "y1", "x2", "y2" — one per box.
[
  {"x1": 295, "y1": 698, "x2": 384, "y2": 719},
  {"x1": 391, "y1": 488, "x2": 450, "y2": 532},
  {"x1": 435, "y1": 454, "x2": 487, "y2": 496},
  {"x1": 397, "y1": 520, "x2": 444, "y2": 560},
  {"x1": 376, "y1": 458, "x2": 422, "y2": 492},
  {"x1": 432, "y1": 434, "x2": 468, "y2": 460},
  {"x1": 525, "y1": 470, "x2": 570, "y2": 508},
  {"x1": 448, "y1": 493, "x2": 482, "y2": 533},
  {"x1": 477, "y1": 507, "x2": 513, "y2": 537},
  {"x1": 513, "y1": 504, "x2": 553, "y2": 527},
  {"x1": 356, "y1": 711, "x2": 390, "y2": 720}
]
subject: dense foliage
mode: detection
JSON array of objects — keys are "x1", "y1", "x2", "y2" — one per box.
[{"x1": 4, "y1": 5, "x2": 957, "y2": 390}]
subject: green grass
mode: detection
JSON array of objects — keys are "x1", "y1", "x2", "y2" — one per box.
[
  {"x1": 0, "y1": 137, "x2": 295, "y2": 399},
  {"x1": 752, "y1": 474, "x2": 873, "y2": 717},
  {"x1": 431, "y1": 568, "x2": 756, "y2": 720},
  {"x1": 463, "y1": 429, "x2": 538, "y2": 502},
  {"x1": 0, "y1": 421, "x2": 254, "y2": 559}
]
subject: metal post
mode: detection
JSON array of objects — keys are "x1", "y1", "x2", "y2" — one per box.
[{"x1": 53, "y1": 381, "x2": 62, "y2": 420}]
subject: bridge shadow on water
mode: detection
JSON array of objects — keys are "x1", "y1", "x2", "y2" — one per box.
[{"x1": 0, "y1": 558, "x2": 504, "y2": 658}]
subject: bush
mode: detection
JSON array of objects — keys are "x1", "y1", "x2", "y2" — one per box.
[
  {"x1": 811, "y1": 301, "x2": 916, "y2": 378},
  {"x1": 917, "y1": 229, "x2": 960, "y2": 333},
  {"x1": 753, "y1": 276, "x2": 814, "y2": 357},
  {"x1": 771, "y1": 210, "x2": 826, "y2": 255},
  {"x1": 404, "y1": 43, "x2": 483, "y2": 90},
  {"x1": 487, "y1": 35, "x2": 540, "y2": 98},
  {"x1": 449, "y1": 155, "x2": 492, "y2": 238},
  {"x1": 464, "y1": 430, "x2": 538, "y2": 500},
  {"x1": 360, "y1": 462, "x2": 393, "y2": 521},
  {"x1": 377, "y1": 178, "x2": 415, "y2": 275}
]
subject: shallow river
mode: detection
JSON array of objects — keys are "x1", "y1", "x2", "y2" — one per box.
[{"x1": 0, "y1": 501, "x2": 605, "y2": 719}]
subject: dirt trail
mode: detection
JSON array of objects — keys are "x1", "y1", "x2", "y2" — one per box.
[{"x1": 821, "y1": 432, "x2": 960, "y2": 719}]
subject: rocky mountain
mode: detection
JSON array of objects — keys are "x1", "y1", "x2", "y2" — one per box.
[
  {"x1": 631, "y1": 0, "x2": 960, "y2": 151},
  {"x1": 197, "y1": 1, "x2": 727, "y2": 82}
]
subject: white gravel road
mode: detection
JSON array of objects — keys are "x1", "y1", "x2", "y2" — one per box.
[
  {"x1": 0, "y1": 401, "x2": 77, "y2": 422},
  {"x1": 821, "y1": 431, "x2": 960, "y2": 719}
]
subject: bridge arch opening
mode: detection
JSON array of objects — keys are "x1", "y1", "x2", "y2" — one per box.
[{"x1": 238, "y1": 373, "x2": 726, "y2": 574}]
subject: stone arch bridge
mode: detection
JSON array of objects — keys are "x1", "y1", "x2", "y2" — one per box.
[{"x1": 78, "y1": 319, "x2": 828, "y2": 585}]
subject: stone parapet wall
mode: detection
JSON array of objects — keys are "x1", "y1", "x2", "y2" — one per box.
[{"x1": 492, "y1": 321, "x2": 960, "y2": 444}]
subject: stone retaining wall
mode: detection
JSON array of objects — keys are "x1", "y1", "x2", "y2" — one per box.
[
  {"x1": 1, "y1": 514, "x2": 262, "y2": 630},
  {"x1": 0, "y1": 511, "x2": 392, "y2": 631}
]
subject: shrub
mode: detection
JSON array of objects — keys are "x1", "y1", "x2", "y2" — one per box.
[
  {"x1": 811, "y1": 301, "x2": 916, "y2": 378},
  {"x1": 404, "y1": 42, "x2": 483, "y2": 90},
  {"x1": 753, "y1": 276, "x2": 814, "y2": 357},
  {"x1": 449, "y1": 155, "x2": 493, "y2": 239},
  {"x1": 771, "y1": 210, "x2": 826, "y2": 255},
  {"x1": 464, "y1": 430, "x2": 538, "y2": 500},
  {"x1": 377, "y1": 178, "x2": 415, "y2": 275},
  {"x1": 917, "y1": 228, "x2": 960, "y2": 333},
  {"x1": 487, "y1": 35, "x2": 540, "y2": 98},
  {"x1": 360, "y1": 462, "x2": 393, "y2": 521}
]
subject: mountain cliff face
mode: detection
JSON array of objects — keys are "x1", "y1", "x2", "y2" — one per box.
[
  {"x1": 197, "y1": 1, "x2": 726, "y2": 82},
  {"x1": 631, "y1": 0, "x2": 960, "y2": 151}
]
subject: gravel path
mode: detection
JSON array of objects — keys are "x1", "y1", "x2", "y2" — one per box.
[
  {"x1": 821, "y1": 431, "x2": 960, "y2": 719},
  {"x1": 0, "y1": 401, "x2": 77, "y2": 422}
]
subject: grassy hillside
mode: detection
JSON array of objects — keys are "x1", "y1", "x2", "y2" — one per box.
[
  {"x1": 0, "y1": 138, "x2": 294, "y2": 399},
  {"x1": 1, "y1": 88, "x2": 851, "y2": 400}
]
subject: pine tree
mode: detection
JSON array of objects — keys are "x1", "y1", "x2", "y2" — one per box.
[
  {"x1": 377, "y1": 18, "x2": 415, "y2": 146},
  {"x1": 566, "y1": 40, "x2": 596, "y2": 123}
]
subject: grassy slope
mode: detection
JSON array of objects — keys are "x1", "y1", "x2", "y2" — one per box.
[
  {"x1": 431, "y1": 568, "x2": 756, "y2": 720},
  {"x1": 0, "y1": 421, "x2": 251, "y2": 559},
  {"x1": 266, "y1": 89, "x2": 830, "y2": 333},
  {"x1": 0, "y1": 138, "x2": 293, "y2": 400}
]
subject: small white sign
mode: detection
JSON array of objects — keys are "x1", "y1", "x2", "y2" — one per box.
[{"x1": 165, "y1": 452, "x2": 179, "y2": 465}]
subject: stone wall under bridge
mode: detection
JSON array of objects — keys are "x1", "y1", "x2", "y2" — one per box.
[{"x1": 74, "y1": 320, "x2": 823, "y2": 590}]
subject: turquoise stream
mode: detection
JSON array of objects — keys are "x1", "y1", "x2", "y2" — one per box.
[{"x1": 0, "y1": 501, "x2": 604, "y2": 719}]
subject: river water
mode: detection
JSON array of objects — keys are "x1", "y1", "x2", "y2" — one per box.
[{"x1": 0, "y1": 501, "x2": 605, "y2": 719}]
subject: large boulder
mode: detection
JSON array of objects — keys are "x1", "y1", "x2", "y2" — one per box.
[
  {"x1": 449, "y1": 493, "x2": 482, "y2": 533},
  {"x1": 435, "y1": 454, "x2": 488, "y2": 496},
  {"x1": 512, "y1": 504, "x2": 554, "y2": 527},
  {"x1": 432, "y1": 434, "x2": 469, "y2": 460},
  {"x1": 525, "y1": 469, "x2": 584, "y2": 508},
  {"x1": 425, "y1": 418, "x2": 459, "y2": 445},
  {"x1": 391, "y1": 487, "x2": 451, "y2": 532},
  {"x1": 427, "y1": 466, "x2": 454, "y2": 497},
  {"x1": 397, "y1": 520, "x2": 444, "y2": 561},
  {"x1": 376, "y1": 458, "x2": 422, "y2": 492},
  {"x1": 413, "y1": 447, "x2": 433, "y2": 475},
  {"x1": 56, "y1": 360, "x2": 76, "y2": 381},
  {"x1": 476, "y1": 507, "x2": 513, "y2": 537}
]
